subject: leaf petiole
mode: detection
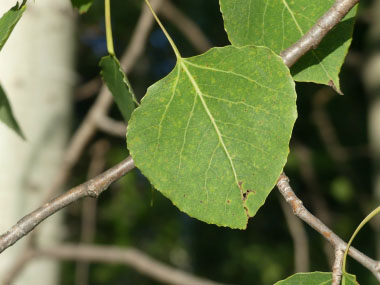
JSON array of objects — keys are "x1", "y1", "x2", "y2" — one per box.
[
  {"x1": 144, "y1": 0, "x2": 182, "y2": 60},
  {"x1": 104, "y1": 0, "x2": 115, "y2": 56},
  {"x1": 342, "y1": 205, "x2": 380, "y2": 284}
]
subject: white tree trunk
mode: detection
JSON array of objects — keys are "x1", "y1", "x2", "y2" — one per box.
[{"x1": 0, "y1": 0, "x2": 75, "y2": 283}]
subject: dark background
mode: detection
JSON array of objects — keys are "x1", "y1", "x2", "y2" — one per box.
[{"x1": 62, "y1": 0, "x2": 378, "y2": 284}]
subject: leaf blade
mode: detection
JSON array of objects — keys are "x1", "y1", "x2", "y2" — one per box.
[
  {"x1": 219, "y1": 0, "x2": 357, "y2": 93},
  {"x1": 100, "y1": 55, "x2": 137, "y2": 123},
  {"x1": 0, "y1": 1, "x2": 26, "y2": 52},
  {"x1": 0, "y1": 84, "x2": 25, "y2": 139},
  {"x1": 70, "y1": 0, "x2": 93, "y2": 14},
  {"x1": 127, "y1": 46, "x2": 297, "y2": 229},
  {"x1": 274, "y1": 272, "x2": 358, "y2": 285}
]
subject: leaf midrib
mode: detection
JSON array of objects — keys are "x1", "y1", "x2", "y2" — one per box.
[{"x1": 179, "y1": 60, "x2": 242, "y2": 195}]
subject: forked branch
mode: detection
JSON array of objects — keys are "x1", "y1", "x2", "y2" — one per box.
[{"x1": 277, "y1": 174, "x2": 380, "y2": 282}]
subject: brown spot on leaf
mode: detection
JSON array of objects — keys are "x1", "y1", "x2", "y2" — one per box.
[
  {"x1": 328, "y1": 80, "x2": 343, "y2": 95},
  {"x1": 227, "y1": 199, "x2": 231, "y2": 204},
  {"x1": 243, "y1": 206, "x2": 250, "y2": 216},
  {"x1": 243, "y1": 189, "x2": 256, "y2": 201}
]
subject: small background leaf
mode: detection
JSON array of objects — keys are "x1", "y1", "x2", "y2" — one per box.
[
  {"x1": 100, "y1": 55, "x2": 136, "y2": 123},
  {"x1": 0, "y1": 84, "x2": 25, "y2": 139},
  {"x1": 127, "y1": 46, "x2": 297, "y2": 229},
  {"x1": 0, "y1": 1, "x2": 25, "y2": 52},
  {"x1": 274, "y1": 272, "x2": 358, "y2": 285},
  {"x1": 71, "y1": 0, "x2": 93, "y2": 14},
  {"x1": 219, "y1": 0, "x2": 357, "y2": 93}
]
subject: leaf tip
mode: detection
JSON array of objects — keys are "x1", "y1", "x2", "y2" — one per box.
[{"x1": 328, "y1": 80, "x2": 344, "y2": 95}]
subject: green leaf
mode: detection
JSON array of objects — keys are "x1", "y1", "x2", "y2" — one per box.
[
  {"x1": 219, "y1": 0, "x2": 357, "y2": 93},
  {"x1": 275, "y1": 272, "x2": 358, "y2": 285},
  {"x1": 127, "y1": 46, "x2": 297, "y2": 229},
  {"x1": 100, "y1": 55, "x2": 137, "y2": 123},
  {"x1": 0, "y1": 1, "x2": 26, "y2": 52},
  {"x1": 0, "y1": 84, "x2": 25, "y2": 139},
  {"x1": 71, "y1": 0, "x2": 93, "y2": 14}
]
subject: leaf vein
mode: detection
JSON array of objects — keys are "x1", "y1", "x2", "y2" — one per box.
[
  {"x1": 214, "y1": 119, "x2": 273, "y2": 135},
  {"x1": 221, "y1": 135, "x2": 271, "y2": 156},
  {"x1": 204, "y1": 143, "x2": 220, "y2": 207},
  {"x1": 202, "y1": 94, "x2": 277, "y2": 119},
  {"x1": 282, "y1": 0, "x2": 304, "y2": 35},
  {"x1": 154, "y1": 67, "x2": 181, "y2": 159},
  {"x1": 177, "y1": 94, "x2": 198, "y2": 179},
  {"x1": 184, "y1": 60, "x2": 285, "y2": 94}
]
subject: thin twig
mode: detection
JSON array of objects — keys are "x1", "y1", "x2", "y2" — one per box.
[
  {"x1": 4, "y1": 243, "x2": 224, "y2": 285},
  {"x1": 332, "y1": 246, "x2": 345, "y2": 285},
  {"x1": 39, "y1": 244, "x2": 225, "y2": 285},
  {"x1": 277, "y1": 173, "x2": 380, "y2": 281},
  {"x1": 96, "y1": 115, "x2": 126, "y2": 137},
  {"x1": 75, "y1": 77, "x2": 102, "y2": 101}
]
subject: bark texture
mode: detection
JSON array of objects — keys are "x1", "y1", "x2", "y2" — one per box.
[{"x1": 0, "y1": 0, "x2": 75, "y2": 283}]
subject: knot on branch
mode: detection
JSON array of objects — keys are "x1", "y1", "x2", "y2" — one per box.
[{"x1": 86, "y1": 180, "x2": 98, "y2": 198}]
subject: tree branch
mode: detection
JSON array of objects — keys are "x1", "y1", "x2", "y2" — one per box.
[
  {"x1": 280, "y1": 0, "x2": 359, "y2": 68},
  {"x1": 0, "y1": 157, "x2": 135, "y2": 253},
  {"x1": 3, "y1": 244, "x2": 224, "y2": 285},
  {"x1": 44, "y1": 244, "x2": 225, "y2": 285},
  {"x1": 332, "y1": 246, "x2": 345, "y2": 285},
  {"x1": 276, "y1": 173, "x2": 380, "y2": 281}
]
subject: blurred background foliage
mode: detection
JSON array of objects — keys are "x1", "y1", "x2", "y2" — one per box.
[{"x1": 61, "y1": 0, "x2": 378, "y2": 284}]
